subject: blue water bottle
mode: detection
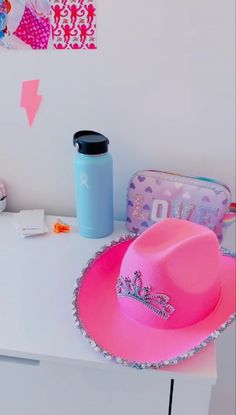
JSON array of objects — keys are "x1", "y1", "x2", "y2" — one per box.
[{"x1": 73, "y1": 130, "x2": 113, "y2": 238}]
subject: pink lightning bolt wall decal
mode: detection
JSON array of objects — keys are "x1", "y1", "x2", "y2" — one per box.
[{"x1": 20, "y1": 80, "x2": 42, "y2": 127}]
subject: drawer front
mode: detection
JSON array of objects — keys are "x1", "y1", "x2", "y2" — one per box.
[
  {"x1": 0, "y1": 360, "x2": 170, "y2": 415},
  {"x1": 0, "y1": 358, "x2": 213, "y2": 415}
]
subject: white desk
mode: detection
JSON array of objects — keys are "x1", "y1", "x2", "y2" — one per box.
[{"x1": 0, "y1": 213, "x2": 233, "y2": 415}]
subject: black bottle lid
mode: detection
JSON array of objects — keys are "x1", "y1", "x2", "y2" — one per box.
[{"x1": 73, "y1": 130, "x2": 109, "y2": 155}]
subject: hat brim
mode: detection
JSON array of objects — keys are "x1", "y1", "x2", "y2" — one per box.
[{"x1": 73, "y1": 236, "x2": 236, "y2": 369}]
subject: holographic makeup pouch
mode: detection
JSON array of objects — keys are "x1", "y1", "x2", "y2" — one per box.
[{"x1": 126, "y1": 171, "x2": 232, "y2": 241}]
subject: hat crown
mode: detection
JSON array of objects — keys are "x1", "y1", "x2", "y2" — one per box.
[{"x1": 118, "y1": 219, "x2": 221, "y2": 329}]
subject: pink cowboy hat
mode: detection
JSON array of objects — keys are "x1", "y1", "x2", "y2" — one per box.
[{"x1": 73, "y1": 219, "x2": 236, "y2": 369}]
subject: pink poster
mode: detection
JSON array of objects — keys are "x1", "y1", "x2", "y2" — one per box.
[{"x1": 0, "y1": 0, "x2": 96, "y2": 50}]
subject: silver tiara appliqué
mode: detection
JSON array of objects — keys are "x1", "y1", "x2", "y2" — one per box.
[{"x1": 116, "y1": 271, "x2": 175, "y2": 320}]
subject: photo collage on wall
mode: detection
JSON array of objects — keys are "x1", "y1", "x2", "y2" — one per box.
[{"x1": 0, "y1": 0, "x2": 96, "y2": 50}]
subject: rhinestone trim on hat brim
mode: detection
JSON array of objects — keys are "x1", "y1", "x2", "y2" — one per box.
[{"x1": 72, "y1": 236, "x2": 236, "y2": 370}]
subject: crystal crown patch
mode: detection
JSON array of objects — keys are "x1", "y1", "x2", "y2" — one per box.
[{"x1": 116, "y1": 271, "x2": 175, "y2": 320}]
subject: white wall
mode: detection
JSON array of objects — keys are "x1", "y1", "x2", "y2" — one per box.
[
  {"x1": 0, "y1": 1, "x2": 235, "y2": 414},
  {"x1": 0, "y1": 0, "x2": 235, "y2": 219}
]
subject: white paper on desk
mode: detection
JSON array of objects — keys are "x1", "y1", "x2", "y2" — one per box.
[
  {"x1": 15, "y1": 209, "x2": 48, "y2": 237},
  {"x1": 21, "y1": 223, "x2": 49, "y2": 237}
]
